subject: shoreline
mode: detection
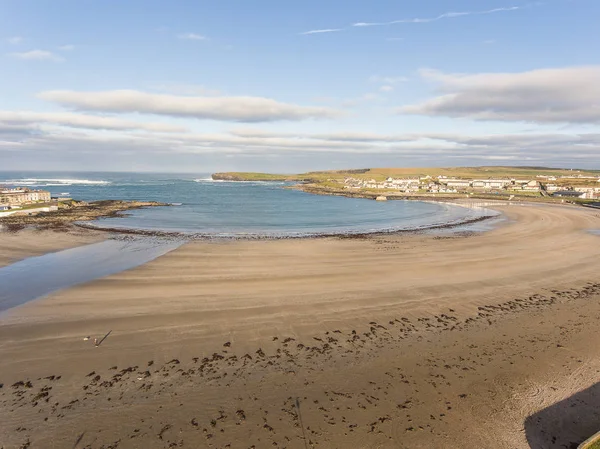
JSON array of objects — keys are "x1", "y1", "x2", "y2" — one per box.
[
  {"x1": 0, "y1": 199, "x2": 168, "y2": 231},
  {"x1": 0, "y1": 190, "x2": 504, "y2": 242},
  {"x1": 74, "y1": 204, "x2": 500, "y2": 240},
  {"x1": 1, "y1": 202, "x2": 600, "y2": 447}
]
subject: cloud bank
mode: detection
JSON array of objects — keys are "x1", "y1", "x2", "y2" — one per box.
[
  {"x1": 399, "y1": 66, "x2": 600, "y2": 124},
  {"x1": 0, "y1": 111, "x2": 187, "y2": 133},
  {"x1": 38, "y1": 90, "x2": 344, "y2": 122},
  {"x1": 3, "y1": 115, "x2": 600, "y2": 166}
]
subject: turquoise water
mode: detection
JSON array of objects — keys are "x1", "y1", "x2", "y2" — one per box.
[{"x1": 0, "y1": 172, "x2": 496, "y2": 237}]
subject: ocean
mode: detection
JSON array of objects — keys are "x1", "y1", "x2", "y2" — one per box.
[{"x1": 0, "y1": 171, "x2": 497, "y2": 237}]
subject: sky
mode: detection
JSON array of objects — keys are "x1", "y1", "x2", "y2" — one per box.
[{"x1": 1, "y1": 0, "x2": 600, "y2": 173}]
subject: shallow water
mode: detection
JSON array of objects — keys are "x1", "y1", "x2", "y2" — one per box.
[{"x1": 0, "y1": 237, "x2": 182, "y2": 313}]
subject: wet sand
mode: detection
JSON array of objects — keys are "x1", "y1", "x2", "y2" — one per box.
[
  {"x1": 0, "y1": 227, "x2": 105, "y2": 268},
  {"x1": 1, "y1": 202, "x2": 600, "y2": 448}
]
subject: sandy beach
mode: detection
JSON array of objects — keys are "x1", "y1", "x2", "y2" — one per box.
[{"x1": 2, "y1": 202, "x2": 600, "y2": 448}]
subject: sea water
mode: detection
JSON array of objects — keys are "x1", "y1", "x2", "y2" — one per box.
[{"x1": 0, "y1": 172, "x2": 497, "y2": 237}]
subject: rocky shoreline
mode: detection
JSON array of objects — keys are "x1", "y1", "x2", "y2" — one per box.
[
  {"x1": 75, "y1": 213, "x2": 497, "y2": 240},
  {"x1": 0, "y1": 200, "x2": 168, "y2": 231}
]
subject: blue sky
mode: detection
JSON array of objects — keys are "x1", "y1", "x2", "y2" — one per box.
[{"x1": 1, "y1": 0, "x2": 600, "y2": 172}]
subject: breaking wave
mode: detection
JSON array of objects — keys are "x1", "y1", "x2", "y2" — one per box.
[{"x1": 0, "y1": 178, "x2": 111, "y2": 187}]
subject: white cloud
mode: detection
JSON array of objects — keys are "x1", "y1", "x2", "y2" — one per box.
[
  {"x1": 391, "y1": 6, "x2": 521, "y2": 24},
  {"x1": 7, "y1": 36, "x2": 23, "y2": 45},
  {"x1": 177, "y1": 33, "x2": 207, "y2": 40},
  {"x1": 58, "y1": 44, "x2": 76, "y2": 51},
  {"x1": 9, "y1": 49, "x2": 64, "y2": 62},
  {"x1": 300, "y1": 29, "x2": 343, "y2": 35},
  {"x1": 38, "y1": 89, "x2": 344, "y2": 122},
  {"x1": 369, "y1": 75, "x2": 408, "y2": 85},
  {"x1": 353, "y1": 22, "x2": 384, "y2": 27},
  {"x1": 369, "y1": 75, "x2": 406, "y2": 94},
  {"x1": 398, "y1": 66, "x2": 600, "y2": 124},
  {"x1": 353, "y1": 5, "x2": 525, "y2": 28},
  {"x1": 0, "y1": 111, "x2": 188, "y2": 133}
]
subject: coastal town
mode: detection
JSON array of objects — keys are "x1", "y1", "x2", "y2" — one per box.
[{"x1": 341, "y1": 173, "x2": 600, "y2": 199}]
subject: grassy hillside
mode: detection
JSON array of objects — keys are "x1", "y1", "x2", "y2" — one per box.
[{"x1": 213, "y1": 166, "x2": 600, "y2": 182}]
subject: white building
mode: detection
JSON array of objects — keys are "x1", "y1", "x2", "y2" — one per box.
[
  {"x1": 444, "y1": 179, "x2": 471, "y2": 189},
  {"x1": 0, "y1": 188, "x2": 52, "y2": 205},
  {"x1": 472, "y1": 179, "x2": 512, "y2": 190},
  {"x1": 523, "y1": 180, "x2": 541, "y2": 191}
]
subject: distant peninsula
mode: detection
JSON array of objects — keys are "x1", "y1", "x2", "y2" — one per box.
[{"x1": 212, "y1": 166, "x2": 600, "y2": 204}]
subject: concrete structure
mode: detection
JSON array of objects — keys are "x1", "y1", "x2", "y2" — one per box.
[
  {"x1": 553, "y1": 190, "x2": 586, "y2": 198},
  {"x1": 0, "y1": 187, "x2": 51, "y2": 205}
]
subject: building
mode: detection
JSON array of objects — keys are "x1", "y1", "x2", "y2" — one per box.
[
  {"x1": 574, "y1": 187, "x2": 600, "y2": 199},
  {"x1": 523, "y1": 180, "x2": 542, "y2": 191},
  {"x1": 472, "y1": 179, "x2": 512, "y2": 190},
  {"x1": 443, "y1": 179, "x2": 471, "y2": 189},
  {"x1": 0, "y1": 187, "x2": 52, "y2": 205},
  {"x1": 553, "y1": 190, "x2": 586, "y2": 198}
]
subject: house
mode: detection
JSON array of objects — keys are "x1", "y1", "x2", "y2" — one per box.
[
  {"x1": 523, "y1": 180, "x2": 541, "y2": 191},
  {"x1": 574, "y1": 188, "x2": 598, "y2": 199}
]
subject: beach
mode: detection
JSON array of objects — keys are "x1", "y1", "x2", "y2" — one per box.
[
  {"x1": 0, "y1": 227, "x2": 105, "y2": 268},
  {"x1": 2, "y1": 202, "x2": 600, "y2": 448}
]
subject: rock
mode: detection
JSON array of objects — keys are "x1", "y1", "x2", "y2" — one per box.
[{"x1": 375, "y1": 196, "x2": 388, "y2": 201}]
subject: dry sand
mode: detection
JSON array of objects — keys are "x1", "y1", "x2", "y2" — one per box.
[{"x1": 1, "y1": 202, "x2": 600, "y2": 448}]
